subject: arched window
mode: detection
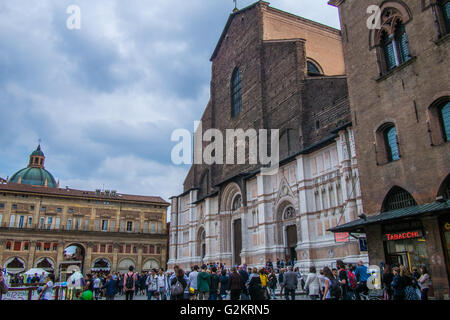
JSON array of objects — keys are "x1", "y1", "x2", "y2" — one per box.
[
  {"x1": 384, "y1": 125, "x2": 400, "y2": 162},
  {"x1": 440, "y1": 101, "x2": 450, "y2": 141},
  {"x1": 382, "y1": 187, "x2": 417, "y2": 212},
  {"x1": 377, "y1": 8, "x2": 411, "y2": 72},
  {"x1": 231, "y1": 68, "x2": 242, "y2": 118},
  {"x1": 307, "y1": 61, "x2": 322, "y2": 76}
]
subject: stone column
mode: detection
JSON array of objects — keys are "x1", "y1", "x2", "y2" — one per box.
[
  {"x1": 112, "y1": 244, "x2": 119, "y2": 272},
  {"x1": 85, "y1": 242, "x2": 93, "y2": 273},
  {"x1": 55, "y1": 241, "x2": 65, "y2": 279},
  {"x1": 0, "y1": 240, "x2": 4, "y2": 267},
  {"x1": 137, "y1": 244, "x2": 143, "y2": 272},
  {"x1": 27, "y1": 241, "x2": 37, "y2": 270}
]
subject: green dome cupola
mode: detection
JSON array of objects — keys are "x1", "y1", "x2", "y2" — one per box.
[{"x1": 9, "y1": 145, "x2": 58, "y2": 188}]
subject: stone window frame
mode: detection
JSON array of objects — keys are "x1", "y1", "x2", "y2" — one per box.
[
  {"x1": 369, "y1": 2, "x2": 413, "y2": 77},
  {"x1": 230, "y1": 67, "x2": 243, "y2": 118},
  {"x1": 306, "y1": 58, "x2": 324, "y2": 76},
  {"x1": 427, "y1": 96, "x2": 450, "y2": 145},
  {"x1": 374, "y1": 121, "x2": 402, "y2": 165}
]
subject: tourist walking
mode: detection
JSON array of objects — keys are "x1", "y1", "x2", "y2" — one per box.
[
  {"x1": 146, "y1": 269, "x2": 158, "y2": 300},
  {"x1": 382, "y1": 265, "x2": 394, "y2": 300},
  {"x1": 157, "y1": 269, "x2": 167, "y2": 300},
  {"x1": 38, "y1": 273, "x2": 55, "y2": 300},
  {"x1": 102, "y1": 275, "x2": 117, "y2": 300},
  {"x1": 248, "y1": 268, "x2": 264, "y2": 300},
  {"x1": 218, "y1": 269, "x2": 229, "y2": 300},
  {"x1": 228, "y1": 267, "x2": 242, "y2": 300},
  {"x1": 209, "y1": 267, "x2": 220, "y2": 300},
  {"x1": 284, "y1": 267, "x2": 298, "y2": 300},
  {"x1": 189, "y1": 265, "x2": 199, "y2": 300},
  {"x1": 268, "y1": 270, "x2": 278, "y2": 299},
  {"x1": 197, "y1": 264, "x2": 211, "y2": 300},
  {"x1": 123, "y1": 266, "x2": 138, "y2": 300},
  {"x1": 170, "y1": 268, "x2": 187, "y2": 301},
  {"x1": 304, "y1": 266, "x2": 320, "y2": 300}
]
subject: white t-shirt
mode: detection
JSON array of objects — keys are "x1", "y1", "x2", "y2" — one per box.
[
  {"x1": 157, "y1": 275, "x2": 166, "y2": 288},
  {"x1": 93, "y1": 278, "x2": 101, "y2": 289},
  {"x1": 43, "y1": 281, "x2": 53, "y2": 300}
]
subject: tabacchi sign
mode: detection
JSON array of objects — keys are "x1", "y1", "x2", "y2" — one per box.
[{"x1": 383, "y1": 230, "x2": 423, "y2": 241}]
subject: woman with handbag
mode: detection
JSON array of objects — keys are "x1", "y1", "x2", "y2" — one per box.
[
  {"x1": 304, "y1": 266, "x2": 320, "y2": 300},
  {"x1": 418, "y1": 266, "x2": 431, "y2": 300}
]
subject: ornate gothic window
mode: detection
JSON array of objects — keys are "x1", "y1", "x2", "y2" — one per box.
[
  {"x1": 382, "y1": 187, "x2": 417, "y2": 212},
  {"x1": 231, "y1": 68, "x2": 242, "y2": 118},
  {"x1": 283, "y1": 206, "x2": 296, "y2": 220},
  {"x1": 232, "y1": 194, "x2": 242, "y2": 211},
  {"x1": 376, "y1": 7, "x2": 411, "y2": 73}
]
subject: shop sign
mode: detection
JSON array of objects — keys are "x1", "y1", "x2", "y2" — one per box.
[{"x1": 383, "y1": 230, "x2": 423, "y2": 241}]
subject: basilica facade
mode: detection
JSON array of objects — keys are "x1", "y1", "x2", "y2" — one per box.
[{"x1": 168, "y1": 1, "x2": 368, "y2": 272}]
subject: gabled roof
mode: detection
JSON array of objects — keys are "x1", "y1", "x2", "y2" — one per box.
[
  {"x1": 0, "y1": 183, "x2": 169, "y2": 205},
  {"x1": 210, "y1": 1, "x2": 342, "y2": 61},
  {"x1": 210, "y1": 1, "x2": 265, "y2": 61}
]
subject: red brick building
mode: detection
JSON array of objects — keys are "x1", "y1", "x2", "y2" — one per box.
[{"x1": 329, "y1": 0, "x2": 450, "y2": 299}]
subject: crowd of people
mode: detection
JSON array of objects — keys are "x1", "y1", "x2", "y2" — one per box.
[{"x1": 0, "y1": 258, "x2": 432, "y2": 301}]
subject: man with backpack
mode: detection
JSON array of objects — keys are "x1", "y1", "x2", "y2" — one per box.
[
  {"x1": 197, "y1": 264, "x2": 211, "y2": 300},
  {"x1": 337, "y1": 260, "x2": 351, "y2": 300},
  {"x1": 123, "y1": 265, "x2": 138, "y2": 300}
]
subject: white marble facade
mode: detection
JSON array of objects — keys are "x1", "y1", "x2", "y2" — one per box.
[{"x1": 169, "y1": 127, "x2": 368, "y2": 272}]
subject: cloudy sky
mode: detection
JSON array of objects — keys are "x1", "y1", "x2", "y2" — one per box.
[{"x1": 0, "y1": 0, "x2": 340, "y2": 202}]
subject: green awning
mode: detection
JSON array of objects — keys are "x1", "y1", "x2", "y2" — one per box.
[{"x1": 329, "y1": 199, "x2": 450, "y2": 233}]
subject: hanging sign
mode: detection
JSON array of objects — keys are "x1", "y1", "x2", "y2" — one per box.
[{"x1": 383, "y1": 230, "x2": 423, "y2": 241}]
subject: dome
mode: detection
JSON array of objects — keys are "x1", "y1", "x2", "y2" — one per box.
[
  {"x1": 10, "y1": 167, "x2": 57, "y2": 188},
  {"x1": 9, "y1": 144, "x2": 58, "y2": 188}
]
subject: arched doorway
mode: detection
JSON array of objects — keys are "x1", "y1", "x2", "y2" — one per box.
[
  {"x1": 142, "y1": 259, "x2": 160, "y2": 272},
  {"x1": 276, "y1": 202, "x2": 299, "y2": 264},
  {"x1": 3, "y1": 257, "x2": 26, "y2": 275},
  {"x1": 118, "y1": 259, "x2": 135, "y2": 274},
  {"x1": 286, "y1": 224, "x2": 298, "y2": 263},
  {"x1": 60, "y1": 244, "x2": 85, "y2": 281},
  {"x1": 35, "y1": 257, "x2": 55, "y2": 273},
  {"x1": 91, "y1": 258, "x2": 111, "y2": 275}
]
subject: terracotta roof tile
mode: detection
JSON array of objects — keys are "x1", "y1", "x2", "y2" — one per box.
[{"x1": 0, "y1": 183, "x2": 169, "y2": 205}]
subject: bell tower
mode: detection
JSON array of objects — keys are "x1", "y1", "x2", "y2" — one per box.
[{"x1": 28, "y1": 145, "x2": 45, "y2": 169}]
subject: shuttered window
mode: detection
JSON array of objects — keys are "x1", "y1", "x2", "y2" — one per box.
[
  {"x1": 120, "y1": 221, "x2": 125, "y2": 232},
  {"x1": 231, "y1": 68, "x2": 242, "y2": 118},
  {"x1": 382, "y1": 33, "x2": 397, "y2": 71},
  {"x1": 385, "y1": 126, "x2": 400, "y2": 162},
  {"x1": 395, "y1": 24, "x2": 410, "y2": 64},
  {"x1": 135, "y1": 221, "x2": 140, "y2": 233},
  {"x1": 110, "y1": 220, "x2": 115, "y2": 232},
  {"x1": 94, "y1": 220, "x2": 100, "y2": 231},
  {"x1": 441, "y1": 102, "x2": 450, "y2": 141}
]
